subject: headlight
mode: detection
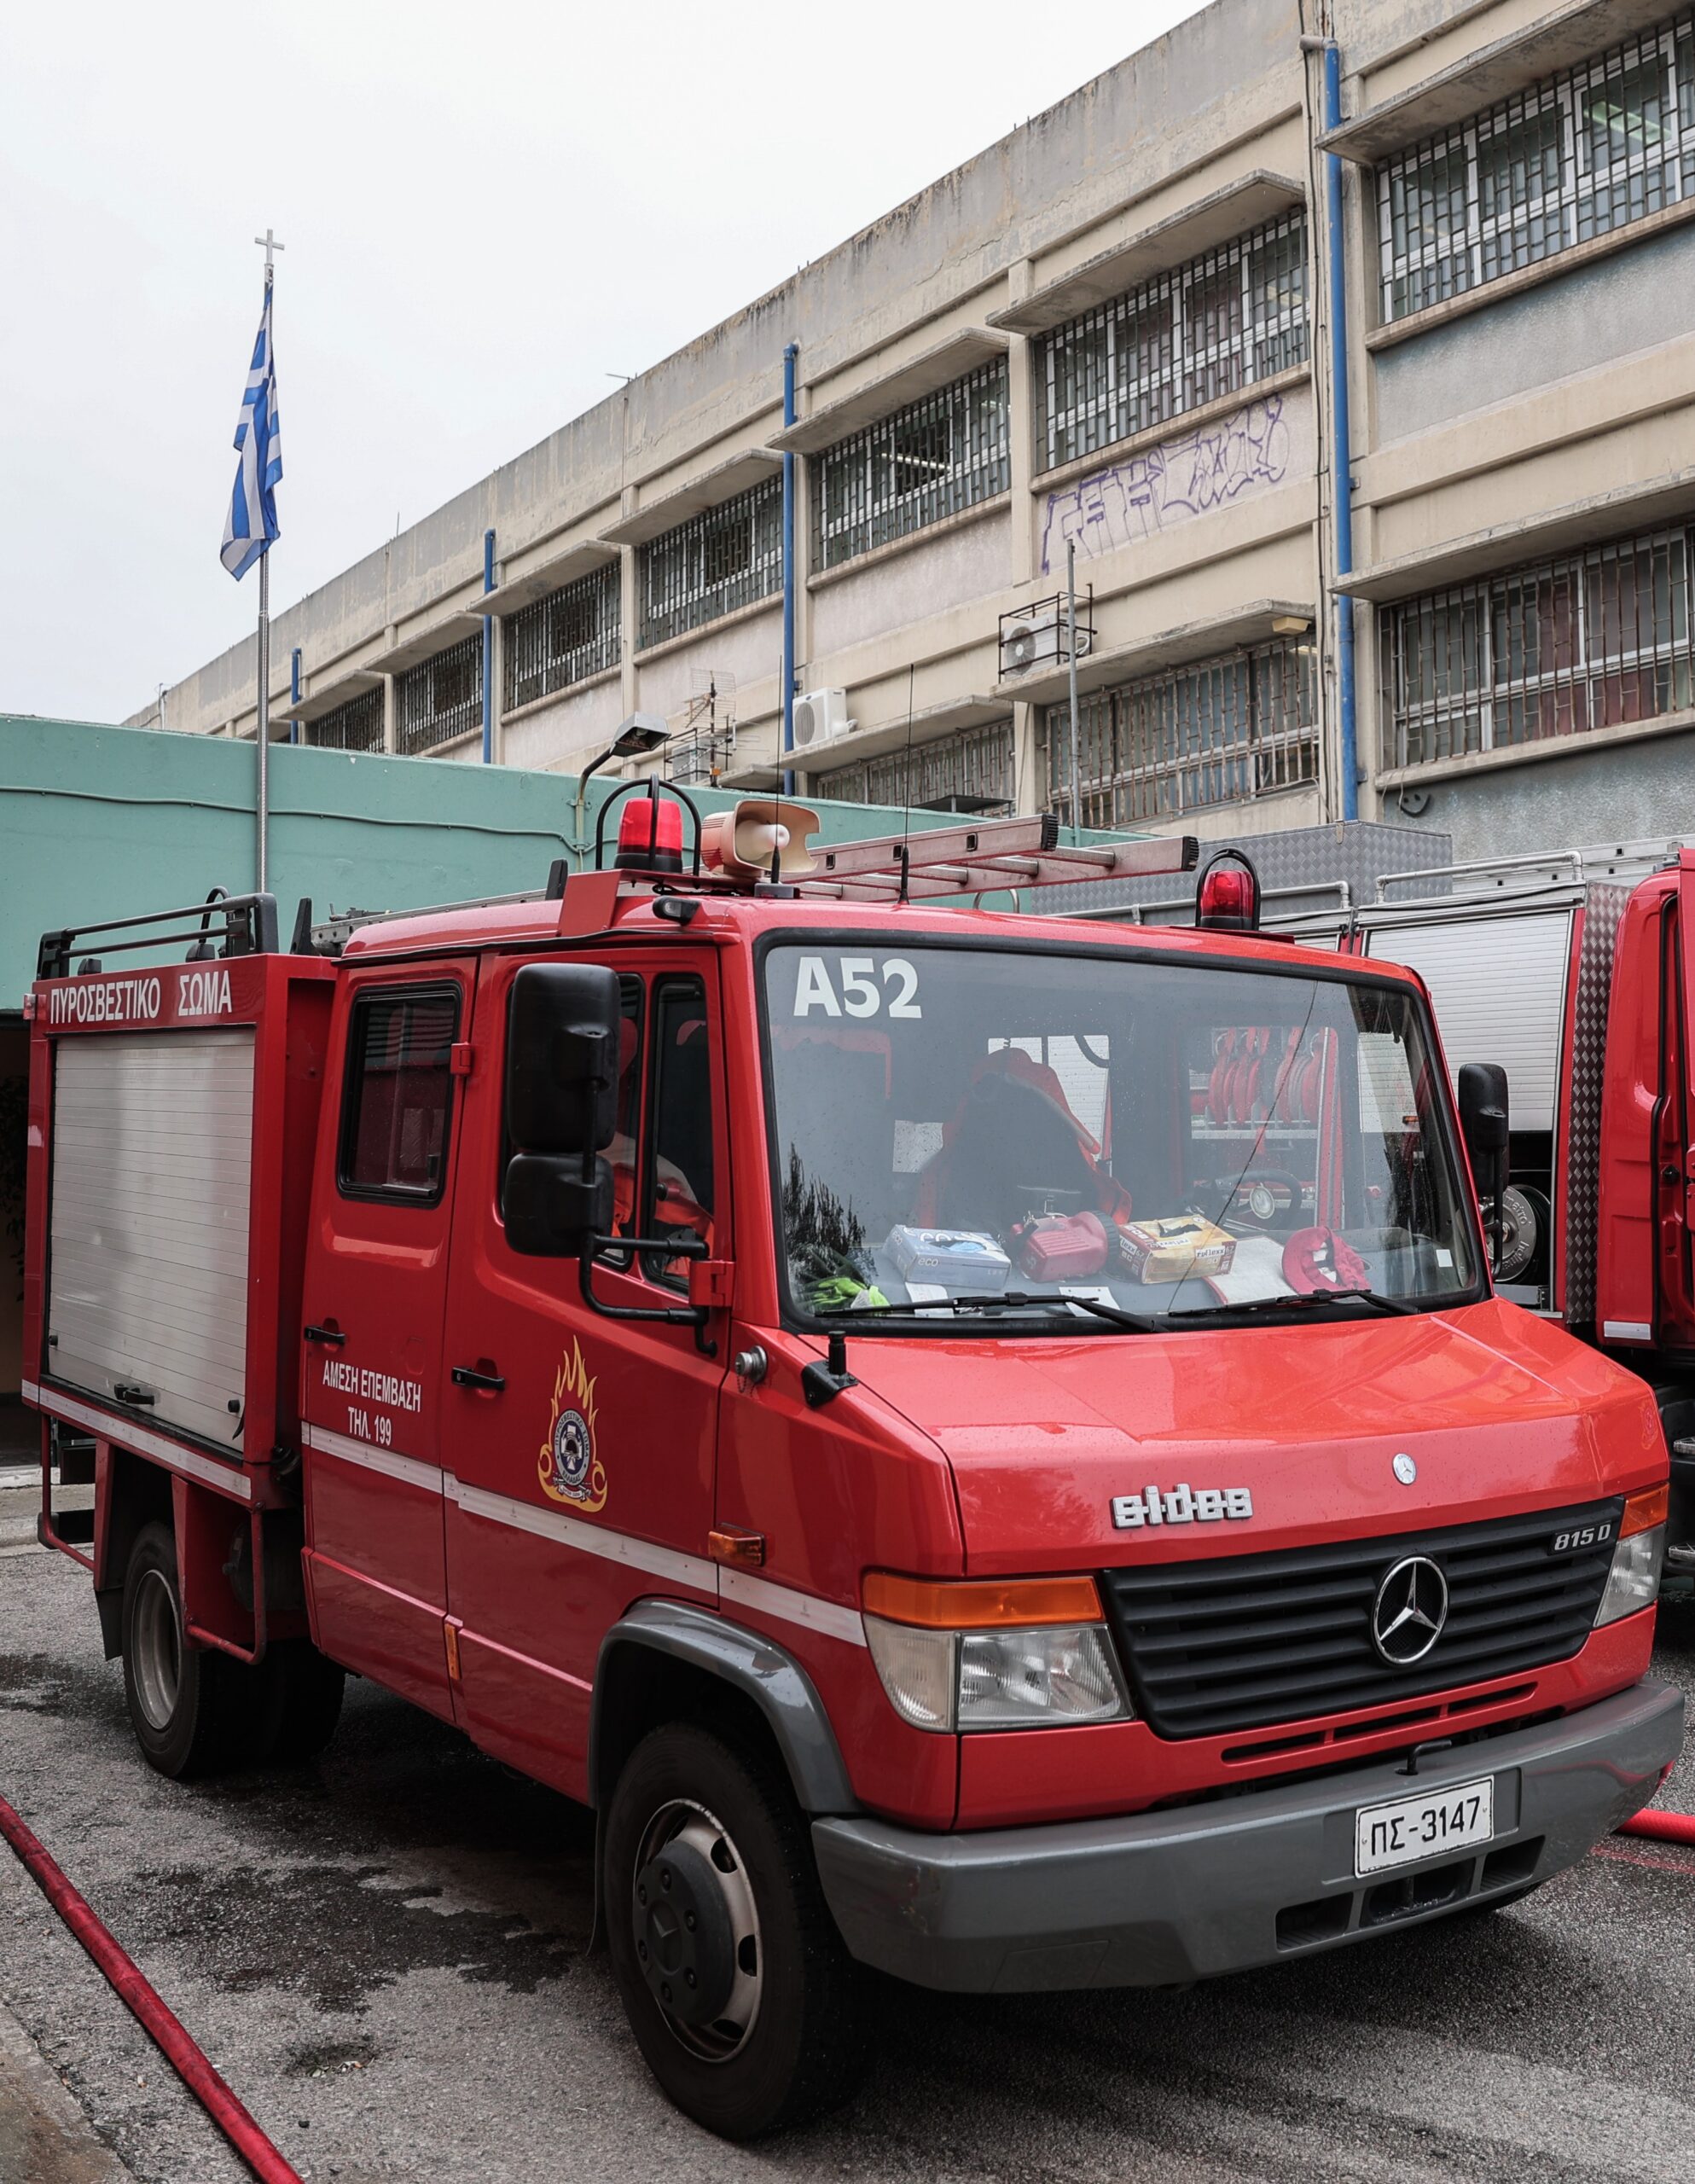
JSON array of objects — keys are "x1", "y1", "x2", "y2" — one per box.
[
  {"x1": 1594, "y1": 1528, "x2": 1664, "y2": 1627},
  {"x1": 1594, "y1": 1484, "x2": 1668, "y2": 1628},
  {"x1": 862, "y1": 1572, "x2": 1133, "y2": 1733}
]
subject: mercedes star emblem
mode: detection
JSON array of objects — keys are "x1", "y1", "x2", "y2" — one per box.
[
  {"x1": 1393, "y1": 1453, "x2": 1418, "y2": 1485},
  {"x1": 1371, "y1": 1555, "x2": 1449, "y2": 1665}
]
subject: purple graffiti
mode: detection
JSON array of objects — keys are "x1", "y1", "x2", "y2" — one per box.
[{"x1": 1040, "y1": 395, "x2": 1292, "y2": 574}]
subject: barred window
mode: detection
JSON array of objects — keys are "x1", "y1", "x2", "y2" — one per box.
[
  {"x1": 812, "y1": 720, "x2": 1015, "y2": 810},
  {"x1": 396, "y1": 633, "x2": 483, "y2": 756},
  {"x1": 812, "y1": 361, "x2": 1010, "y2": 571},
  {"x1": 1041, "y1": 641, "x2": 1317, "y2": 825},
  {"x1": 504, "y1": 562, "x2": 620, "y2": 712},
  {"x1": 305, "y1": 686, "x2": 383, "y2": 752},
  {"x1": 1379, "y1": 10, "x2": 1695, "y2": 322},
  {"x1": 638, "y1": 476, "x2": 783, "y2": 650},
  {"x1": 1035, "y1": 213, "x2": 1309, "y2": 473},
  {"x1": 1383, "y1": 526, "x2": 1695, "y2": 767}
]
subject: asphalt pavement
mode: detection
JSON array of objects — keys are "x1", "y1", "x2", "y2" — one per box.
[{"x1": 2, "y1": 1492, "x2": 1692, "y2": 2184}]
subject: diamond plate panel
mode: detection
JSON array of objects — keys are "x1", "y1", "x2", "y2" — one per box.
[{"x1": 1563, "y1": 885, "x2": 1630, "y2": 1327}]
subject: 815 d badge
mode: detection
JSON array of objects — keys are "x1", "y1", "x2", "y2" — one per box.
[{"x1": 539, "y1": 1339, "x2": 607, "y2": 1513}]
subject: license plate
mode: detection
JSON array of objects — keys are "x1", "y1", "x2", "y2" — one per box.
[{"x1": 1354, "y1": 1776, "x2": 1495, "y2": 1877}]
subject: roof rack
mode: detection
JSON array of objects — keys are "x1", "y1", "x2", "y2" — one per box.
[
  {"x1": 305, "y1": 864, "x2": 568, "y2": 956},
  {"x1": 38, "y1": 892, "x2": 280, "y2": 981},
  {"x1": 299, "y1": 810, "x2": 1201, "y2": 955}
]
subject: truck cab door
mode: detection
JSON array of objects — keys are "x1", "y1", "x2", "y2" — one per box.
[
  {"x1": 439, "y1": 950, "x2": 729, "y2": 1798},
  {"x1": 299, "y1": 961, "x2": 476, "y2": 1716}
]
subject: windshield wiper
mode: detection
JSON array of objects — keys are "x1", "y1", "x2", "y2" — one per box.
[
  {"x1": 812, "y1": 1290, "x2": 1160, "y2": 1333},
  {"x1": 1170, "y1": 1287, "x2": 1419, "y2": 1321}
]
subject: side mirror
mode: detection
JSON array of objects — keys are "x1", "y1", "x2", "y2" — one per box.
[
  {"x1": 507, "y1": 962, "x2": 620, "y2": 1156},
  {"x1": 504, "y1": 1152, "x2": 614, "y2": 1259},
  {"x1": 1457, "y1": 1062, "x2": 1510, "y2": 1269}
]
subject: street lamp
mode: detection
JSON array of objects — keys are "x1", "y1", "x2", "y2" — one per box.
[{"x1": 574, "y1": 712, "x2": 670, "y2": 852}]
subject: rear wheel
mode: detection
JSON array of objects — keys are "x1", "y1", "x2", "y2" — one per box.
[
  {"x1": 605, "y1": 1722, "x2": 868, "y2": 2139},
  {"x1": 120, "y1": 1521, "x2": 247, "y2": 1779}
]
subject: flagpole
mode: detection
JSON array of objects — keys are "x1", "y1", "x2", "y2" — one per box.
[{"x1": 254, "y1": 237, "x2": 276, "y2": 896}]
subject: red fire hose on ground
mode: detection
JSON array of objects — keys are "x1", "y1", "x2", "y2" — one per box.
[
  {"x1": 0, "y1": 1791, "x2": 303, "y2": 2184},
  {"x1": 1619, "y1": 1806, "x2": 1695, "y2": 1845}
]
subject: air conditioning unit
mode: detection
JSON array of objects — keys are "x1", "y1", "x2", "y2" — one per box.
[
  {"x1": 792, "y1": 687, "x2": 852, "y2": 752},
  {"x1": 1000, "y1": 608, "x2": 1092, "y2": 678}
]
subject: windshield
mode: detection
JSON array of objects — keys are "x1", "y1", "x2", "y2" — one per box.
[{"x1": 762, "y1": 940, "x2": 1482, "y2": 1328}]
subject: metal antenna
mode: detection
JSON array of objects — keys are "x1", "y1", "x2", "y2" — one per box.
[{"x1": 897, "y1": 661, "x2": 915, "y2": 905}]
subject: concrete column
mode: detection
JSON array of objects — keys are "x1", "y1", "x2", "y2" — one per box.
[
  {"x1": 1007, "y1": 326, "x2": 1036, "y2": 594},
  {"x1": 618, "y1": 543, "x2": 639, "y2": 715},
  {"x1": 1012, "y1": 699, "x2": 1041, "y2": 818},
  {"x1": 381, "y1": 674, "x2": 398, "y2": 754},
  {"x1": 488, "y1": 613, "x2": 505, "y2": 766}
]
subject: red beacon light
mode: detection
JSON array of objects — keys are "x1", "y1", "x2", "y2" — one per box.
[
  {"x1": 614, "y1": 793, "x2": 685, "y2": 876},
  {"x1": 1195, "y1": 849, "x2": 1262, "y2": 933}
]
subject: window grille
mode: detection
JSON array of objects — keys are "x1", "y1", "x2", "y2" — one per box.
[
  {"x1": 1041, "y1": 640, "x2": 1317, "y2": 825},
  {"x1": 638, "y1": 475, "x2": 783, "y2": 650},
  {"x1": 305, "y1": 686, "x2": 383, "y2": 752},
  {"x1": 1379, "y1": 9, "x2": 1695, "y2": 322},
  {"x1": 812, "y1": 719, "x2": 1016, "y2": 810},
  {"x1": 1034, "y1": 213, "x2": 1309, "y2": 473},
  {"x1": 1382, "y1": 525, "x2": 1695, "y2": 767},
  {"x1": 504, "y1": 562, "x2": 620, "y2": 711},
  {"x1": 812, "y1": 360, "x2": 1010, "y2": 571},
  {"x1": 396, "y1": 633, "x2": 483, "y2": 755}
]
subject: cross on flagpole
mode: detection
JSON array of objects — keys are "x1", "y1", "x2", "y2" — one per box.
[{"x1": 253, "y1": 229, "x2": 282, "y2": 892}]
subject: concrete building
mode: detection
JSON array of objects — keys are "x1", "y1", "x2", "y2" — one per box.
[{"x1": 137, "y1": 0, "x2": 1695, "y2": 864}]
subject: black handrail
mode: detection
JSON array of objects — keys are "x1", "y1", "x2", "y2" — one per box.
[{"x1": 38, "y1": 893, "x2": 280, "y2": 979}]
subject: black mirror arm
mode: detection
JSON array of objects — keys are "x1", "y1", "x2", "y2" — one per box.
[{"x1": 578, "y1": 1235, "x2": 717, "y2": 1358}]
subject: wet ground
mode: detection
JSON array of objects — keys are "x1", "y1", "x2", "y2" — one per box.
[{"x1": 1, "y1": 1499, "x2": 1692, "y2": 2184}]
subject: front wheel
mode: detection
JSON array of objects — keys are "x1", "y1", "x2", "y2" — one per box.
[{"x1": 604, "y1": 1722, "x2": 868, "y2": 2139}]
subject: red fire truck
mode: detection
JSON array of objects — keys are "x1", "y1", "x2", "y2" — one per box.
[
  {"x1": 20, "y1": 798, "x2": 1682, "y2": 2139},
  {"x1": 1258, "y1": 839, "x2": 1695, "y2": 1582}
]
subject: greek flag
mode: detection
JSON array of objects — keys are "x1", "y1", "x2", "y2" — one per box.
[{"x1": 220, "y1": 288, "x2": 282, "y2": 579}]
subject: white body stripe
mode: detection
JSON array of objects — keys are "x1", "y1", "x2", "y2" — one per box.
[
  {"x1": 720, "y1": 1567, "x2": 868, "y2": 1648},
  {"x1": 22, "y1": 1380, "x2": 863, "y2": 1647},
  {"x1": 447, "y1": 1477, "x2": 719, "y2": 1594},
  {"x1": 302, "y1": 1422, "x2": 444, "y2": 1496},
  {"x1": 22, "y1": 1380, "x2": 253, "y2": 1502}
]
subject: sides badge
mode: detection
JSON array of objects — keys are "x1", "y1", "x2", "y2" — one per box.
[{"x1": 538, "y1": 1339, "x2": 607, "y2": 1513}]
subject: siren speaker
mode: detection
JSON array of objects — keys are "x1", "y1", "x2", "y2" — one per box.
[{"x1": 701, "y1": 799, "x2": 821, "y2": 880}]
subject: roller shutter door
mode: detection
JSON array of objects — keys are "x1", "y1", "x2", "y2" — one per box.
[{"x1": 48, "y1": 1030, "x2": 255, "y2": 1449}]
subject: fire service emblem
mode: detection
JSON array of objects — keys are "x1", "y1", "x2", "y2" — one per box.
[{"x1": 539, "y1": 1339, "x2": 607, "y2": 1512}]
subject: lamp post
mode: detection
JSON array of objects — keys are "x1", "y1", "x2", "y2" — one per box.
[{"x1": 574, "y1": 712, "x2": 671, "y2": 857}]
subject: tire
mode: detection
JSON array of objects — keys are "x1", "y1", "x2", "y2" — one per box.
[
  {"x1": 119, "y1": 1521, "x2": 247, "y2": 1780},
  {"x1": 604, "y1": 1722, "x2": 869, "y2": 2139},
  {"x1": 251, "y1": 1639, "x2": 345, "y2": 1765}
]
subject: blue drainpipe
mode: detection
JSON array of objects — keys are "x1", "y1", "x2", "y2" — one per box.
[
  {"x1": 289, "y1": 647, "x2": 302, "y2": 745},
  {"x1": 481, "y1": 527, "x2": 496, "y2": 764},
  {"x1": 1321, "y1": 43, "x2": 1359, "y2": 822},
  {"x1": 781, "y1": 341, "x2": 798, "y2": 797}
]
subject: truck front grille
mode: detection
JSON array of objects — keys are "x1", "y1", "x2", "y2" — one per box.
[{"x1": 1101, "y1": 1499, "x2": 1623, "y2": 1740}]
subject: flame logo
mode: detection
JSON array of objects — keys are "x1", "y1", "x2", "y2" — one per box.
[{"x1": 538, "y1": 1338, "x2": 607, "y2": 1512}]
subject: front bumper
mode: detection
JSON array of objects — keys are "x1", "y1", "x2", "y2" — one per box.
[{"x1": 811, "y1": 1678, "x2": 1684, "y2": 1993}]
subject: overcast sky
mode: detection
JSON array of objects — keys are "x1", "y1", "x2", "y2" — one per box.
[{"x1": 2, "y1": 1, "x2": 1205, "y2": 725}]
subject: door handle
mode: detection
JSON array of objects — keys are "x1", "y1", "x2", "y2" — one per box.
[
  {"x1": 303, "y1": 1324, "x2": 346, "y2": 1346},
  {"x1": 451, "y1": 1366, "x2": 506, "y2": 1394}
]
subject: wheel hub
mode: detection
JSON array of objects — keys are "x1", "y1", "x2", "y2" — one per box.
[
  {"x1": 630, "y1": 1800, "x2": 763, "y2": 2060},
  {"x1": 634, "y1": 1838, "x2": 735, "y2": 2027},
  {"x1": 131, "y1": 1567, "x2": 181, "y2": 1731}
]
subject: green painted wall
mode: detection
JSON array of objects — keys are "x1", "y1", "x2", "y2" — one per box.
[{"x1": 0, "y1": 716, "x2": 1001, "y2": 1012}]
